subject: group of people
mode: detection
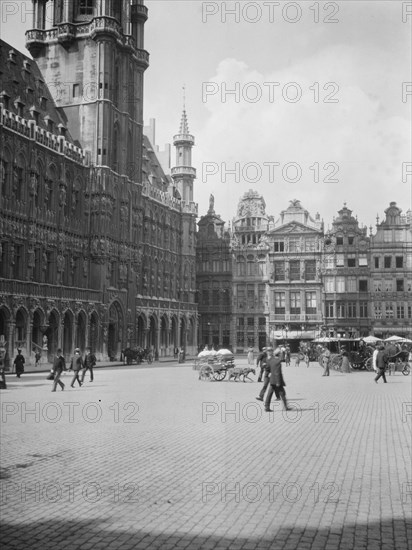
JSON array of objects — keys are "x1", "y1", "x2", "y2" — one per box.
[
  {"x1": 51, "y1": 347, "x2": 96, "y2": 392},
  {"x1": 255, "y1": 347, "x2": 290, "y2": 412}
]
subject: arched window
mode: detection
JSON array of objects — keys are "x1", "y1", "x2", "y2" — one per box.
[
  {"x1": 13, "y1": 154, "x2": 26, "y2": 202},
  {"x1": 35, "y1": 160, "x2": 44, "y2": 208},
  {"x1": 237, "y1": 256, "x2": 246, "y2": 276},
  {"x1": 113, "y1": 124, "x2": 119, "y2": 171},
  {"x1": 46, "y1": 164, "x2": 57, "y2": 211},
  {"x1": 247, "y1": 255, "x2": 255, "y2": 276},
  {"x1": 1, "y1": 148, "x2": 12, "y2": 197},
  {"x1": 64, "y1": 171, "x2": 72, "y2": 217},
  {"x1": 72, "y1": 177, "x2": 82, "y2": 218},
  {"x1": 127, "y1": 129, "x2": 134, "y2": 179}
]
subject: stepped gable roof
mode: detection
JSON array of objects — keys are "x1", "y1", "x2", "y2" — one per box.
[{"x1": 0, "y1": 40, "x2": 77, "y2": 145}]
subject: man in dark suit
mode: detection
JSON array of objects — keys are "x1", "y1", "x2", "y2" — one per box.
[
  {"x1": 265, "y1": 347, "x2": 290, "y2": 412},
  {"x1": 70, "y1": 348, "x2": 84, "y2": 388},
  {"x1": 256, "y1": 347, "x2": 267, "y2": 383},
  {"x1": 81, "y1": 347, "x2": 96, "y2": 383},
  {"x1": 51, "y1": 349, "x2": 65, "y2": 392},
  {"x1": 374, "y1": 345, "x2": 388, "y2": 384}
]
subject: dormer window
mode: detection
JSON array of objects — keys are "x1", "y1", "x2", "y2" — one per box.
[
  {"x1": 40, "y1": 96, "x2": 47, "y2": 110},
  {"x1": 14, "y1": 98, "x2": 25, "y2": 117},
  {"x1": 29, "y1": 106, "x2": 40, "y2": 124},
  {"x1": 8, "y1": 49, "x2": 17, "y2": 63},
  {"x1": 58, "y1": 123, "x2": 67, "y2": 136},
  {"x1": 44, "y1": 116, "x2": 54, "y2": 132},
  {"x1": 0, "y1": 92, "x2": 10, "y2": 110}
]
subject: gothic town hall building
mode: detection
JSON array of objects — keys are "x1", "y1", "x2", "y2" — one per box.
[{"x1": 0, "y1": 1, "x2": 198, "y2": 365}]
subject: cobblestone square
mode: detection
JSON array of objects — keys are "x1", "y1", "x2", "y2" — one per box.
[{"x1": 1, "y1": 361, "x2": 411, "y2": 549}]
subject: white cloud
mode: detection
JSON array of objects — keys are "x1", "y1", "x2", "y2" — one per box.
[{"x1": 195, "y1": 47, "x2": 411, "y2": 228}]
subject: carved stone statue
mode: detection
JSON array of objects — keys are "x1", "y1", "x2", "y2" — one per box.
[
  {"x1": 29, "y1": 173, "x2": 38, "y2": 196},
  {"x1": 27, "y1": 247, "x2": 35, "y2": 268}
]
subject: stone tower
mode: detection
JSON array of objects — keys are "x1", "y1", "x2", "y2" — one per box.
[
  {"x1": 171, "y1": 108, "x2": 196, "y2": 203},
  {"x1": 171, "y1": 107, "x2": 198, "y2": 304},
  {"x1": 25, "y1": 0, "x2": 149, "y2": 173}
]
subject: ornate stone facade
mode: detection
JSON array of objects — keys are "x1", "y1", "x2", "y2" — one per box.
[
  {"x1": 0, "y1": 1, "x2": 198, "y2": 366},
  {"x1": 196, "y1": 195, "x2": 232, "y2": 350},
  {"x1": 196, "y1": 195, "x2": 412, "y2": 352}
]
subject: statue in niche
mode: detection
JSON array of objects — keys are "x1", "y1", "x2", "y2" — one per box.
[
  {"x1": 27, "y1": 248, "x2": 35, "y2": 268},
  {"x1": 59, "y1": 186, "x2": 67, "y2": 207},
  {"x1": 57, "y1": 254, "x2": 65, "y2": 272},
  {"x1": 29, "y1": 173, "x2": 38, "y2": 196},
  {"x1": 44, "y1": 181, "x2": 51, "y2": 202}
]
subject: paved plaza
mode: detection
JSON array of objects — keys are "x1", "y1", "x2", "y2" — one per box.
[{"x1": 1, "y1": 359, "x2": 411, "y2": 550}]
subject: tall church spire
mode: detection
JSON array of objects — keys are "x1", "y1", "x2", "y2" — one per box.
[{"x1": 171, "y1": 96, "x2": 196, "y2": 204}]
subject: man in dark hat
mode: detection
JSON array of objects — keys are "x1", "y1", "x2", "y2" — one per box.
[
  {"x1": 13, "y1": 349, "x2": 25, "y2": 378},
  {"x1": 256, "y1": 347, "x2": 267, "y2": 382},
  {"x1": 265, "y1": 347, "x2": 290, "y2": 412},
  {"x1": 374, "y1": 344, "x2": 388, "y2": 384},
  {"x1": 51, "y1": 349, "x2": 65, "y2": 392},
  {"x1": 81, "y1": 347, "x2": 96, "y2": 383},
  {"x1": 70, "y1": 348, "x2": 84, "y2": 388}
]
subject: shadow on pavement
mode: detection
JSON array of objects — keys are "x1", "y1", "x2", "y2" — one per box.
[{"x1": 1, "y1": 518, "x2": 410, "y2": 550}]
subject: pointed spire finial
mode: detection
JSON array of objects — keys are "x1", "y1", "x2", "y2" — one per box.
[{"x1": 182, "y1": 83, "x2": 186, "y2": 111}]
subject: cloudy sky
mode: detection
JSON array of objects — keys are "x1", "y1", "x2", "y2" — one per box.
[{"x1": 2, "y1": 0, "x2": 411, "y2": 229}]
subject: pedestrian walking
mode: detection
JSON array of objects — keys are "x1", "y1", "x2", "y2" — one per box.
[
  {"x1": 372, "y1": 346, "x2": 379, "y2": 372},
  {"x1": 374, "y1": 345, "x2": 388, "y2": 384},
  {"x1": 284, "y1": 345, "x2": 291, "y2": 367},
  {"x1": 70, "y1": 348, "x2": 83, "y2": 388},
  {"x1": 13, "y1": 349, "x2": 25, "y2": 378},
  {"x1": 321, "y1": 346, "x2": 331, "y2": 376},
  {"x1": 35, "y1": 351, "x2": 41, "y2": 367},
  {"x1": 247, "y1": 347, "x2": 254, "y2": 366},
  {"x1": 264, "y1": 348, "x2": 290, "y2": 412},
  {"x1": 51, "y1": 348, "x2": 65, "y2": 392},
  {"x1": 256, "y1": 347, "x2": 267, "y2": 382},
  {"x1": 256, "y1": 347, "x2": 280, "y2": 401},
  {"x1": 81, "y1": 347, "x2": 96, "y2": 383},
  {"x1": 0, "y1": 345, "x2": 7, "y2": 390}
]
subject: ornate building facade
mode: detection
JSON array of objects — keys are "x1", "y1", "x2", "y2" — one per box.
[
  {"x1": 231, "y1": 190, "x2": 270, "y2": 352},
  {"x1": 322, "y1": 205, "x2": 371, "y2": 338},
  {"x1": 0, "y1": 0, "x2": 198, "y2": 365},
  {"x1": 196, "y1": 195, "x2": 412, "y2": 352},
  {"x1": 369, "y1": 203, "x2": 412, "y2": 338},
  {"x1": 266, "y1": 200, "x2": 324, "y2": 351},
  {"x1": 196, "y1": 195, "x2": 232, "y2": 349}
]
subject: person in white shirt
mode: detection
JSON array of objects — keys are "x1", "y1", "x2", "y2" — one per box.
[{"x1": 372, "y1": 346, "x2": 379, "y2": 372}]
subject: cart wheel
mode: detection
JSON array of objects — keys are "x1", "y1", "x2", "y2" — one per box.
[
  {"x1": 402, "y1": 365, "x2": 410, "y2": 376},
  {"x1": 350, "y1": 363, "x2": 362, "y2": 370},
  {"x1": 213, "y1": 370, "x2": 226, "y2": 381},
  {"x1": 364, "y1": 358, "x2": 373, "y2": 372}
]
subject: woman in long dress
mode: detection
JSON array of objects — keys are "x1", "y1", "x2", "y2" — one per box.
[{"x1": 247, "y1": 347, "x2": 254, "y2": 365}]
